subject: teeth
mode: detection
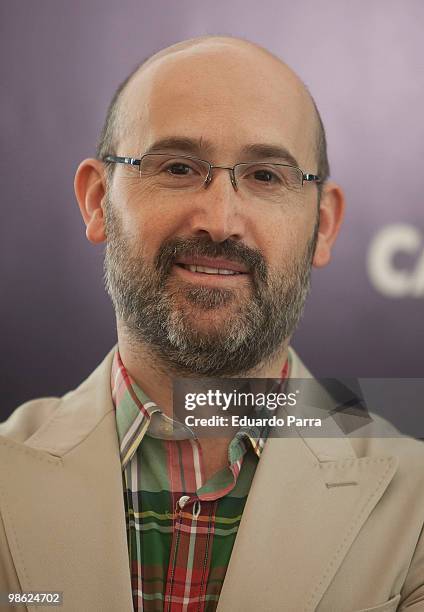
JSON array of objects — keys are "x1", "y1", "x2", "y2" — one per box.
[{"x1": 184, "y1": 264, "x2": 239, "y2": 275}]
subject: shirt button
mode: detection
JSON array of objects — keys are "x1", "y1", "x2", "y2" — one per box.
[{"x1": 178, "y1": 495, "x2": 191, "y2": 509}]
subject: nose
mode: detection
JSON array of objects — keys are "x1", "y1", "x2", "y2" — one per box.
[
  {"x1": 205, "y1": 165, "x2": 238, "y2": 191},
  {"x1": 188, "y1": 168, "x2": 245, "y2": 243}
]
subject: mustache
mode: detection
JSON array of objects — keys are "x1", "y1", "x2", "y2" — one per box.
[{"x1": 155, "y1": 237, "x2": 268, "y2": 283}]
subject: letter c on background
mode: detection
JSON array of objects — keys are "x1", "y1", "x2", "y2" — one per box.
[{"x1": 366, "y1": 223, "x2": 423, "y2": 297}]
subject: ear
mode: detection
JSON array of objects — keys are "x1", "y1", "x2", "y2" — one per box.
[
  {"x1": 74, "y1": 158, "x2": 107, "y2": 244},
  {"x1": 312, "y1": 181, "x2": 345, "y2": 268}
]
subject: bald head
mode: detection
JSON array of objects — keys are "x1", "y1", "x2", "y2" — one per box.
[{"x1": 97, "y1": 36, "x2": 329, "y2": 186}]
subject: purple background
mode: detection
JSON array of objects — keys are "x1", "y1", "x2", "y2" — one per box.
[{"x1": 1, "y1": 1, "x2": 423, "y2": 419}]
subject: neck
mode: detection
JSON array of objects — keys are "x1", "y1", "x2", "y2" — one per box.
[{"x1": 116, "y1": 322, "x2": 290, "y2": 419}]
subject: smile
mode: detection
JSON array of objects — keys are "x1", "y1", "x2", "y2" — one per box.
[
  {"x1": 172, "y1": 263, "x2": 250, "y2": 285},
  {"x1": 177, "y1": 264, "x2": 243, "y2": 275}
]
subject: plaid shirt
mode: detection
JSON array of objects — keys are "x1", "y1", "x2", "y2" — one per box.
[{"x1": 112, "y1": 350, "x2": 289, "y2": 612}]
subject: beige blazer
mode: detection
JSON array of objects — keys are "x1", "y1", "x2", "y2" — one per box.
[{"x1": 0, "y1": 348, "x2": 423, "y2": 612}]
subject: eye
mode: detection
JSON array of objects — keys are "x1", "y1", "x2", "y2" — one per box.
[
  {"x1": 252, "y1": 169, "x2": 280, "y2": 183},
  {"x1": 160, "y1": 158, "x2": 204, "y2": 178},
  {"x1": 243, "y1": 165, "x2": 284, "y2": 186},
  {"x1": 165, "y1": 162, "x2": 194, "y2": 176}
]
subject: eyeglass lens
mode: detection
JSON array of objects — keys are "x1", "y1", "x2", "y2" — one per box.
[{"x1": 138, "y1": 153, "x2": 304, "y2": 197}]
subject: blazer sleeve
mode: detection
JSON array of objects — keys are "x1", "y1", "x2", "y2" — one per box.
[
  {"x1": 0, "y1": 506, "x2": 22, "y2": 603},
  {"x1": 400, "y1": 523, "x2": 424, "y2": 610}
]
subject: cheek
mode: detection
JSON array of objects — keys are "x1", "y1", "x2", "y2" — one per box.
[
  {"x1": 116, "y1": 186, "x2": 192, "y2": 258},
  {"x1": 258, "y1": 211, "x2": 311, "y2": 265}
]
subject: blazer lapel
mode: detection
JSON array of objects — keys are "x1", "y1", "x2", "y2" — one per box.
[
  {"x1": 0, "y1": 349, "x2": 134, "y2": 611},
  {"x1": 217, "y1": 351, "x2": 398, "y2": 612}
]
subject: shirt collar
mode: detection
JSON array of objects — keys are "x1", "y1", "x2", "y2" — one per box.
[{"x1": 111, "y1": 348, "x2": 289, "y2": 470}]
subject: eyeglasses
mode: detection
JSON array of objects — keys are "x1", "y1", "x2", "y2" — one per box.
[{"x1": 103, "y1": 153, "x2": 321, "y2": 201}]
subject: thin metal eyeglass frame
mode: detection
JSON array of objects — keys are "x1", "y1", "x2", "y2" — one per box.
[{"x1": 103, "y1": 153, "x2": 321, "y2": 191}]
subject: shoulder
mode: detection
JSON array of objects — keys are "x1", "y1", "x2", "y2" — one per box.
[
  {"x1": 0, "y1": 397, "x2": 62, "y2": 444},
  {"x1": 289, "y1": 346, "x2": 424, "y2": 470},
  {"x1": 352, "y1": 427, "x2": 424, "y2": 478},
  {"x1": 0, "y1": 346, "x2": 117, "y2": 448}
]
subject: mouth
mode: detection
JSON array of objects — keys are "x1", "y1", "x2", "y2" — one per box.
[
  {"x1": 172, "y1": 257, "x2": 250, "y2": 284},
  {"x1": 175, "y1": 263, "x2": 244, "y2": 276}
]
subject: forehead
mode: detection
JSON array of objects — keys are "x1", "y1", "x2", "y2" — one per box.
[{"x1": 118, "y1": 41, "x2": 317, "y2": 167}]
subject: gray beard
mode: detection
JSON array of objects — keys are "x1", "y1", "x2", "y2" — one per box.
[{"x1": 103, "y1": 199, "x2": 318, "y2": 377}]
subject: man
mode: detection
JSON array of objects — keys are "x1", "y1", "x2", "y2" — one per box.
[{"x1": 0, "y1": 36, "x2": 423, "y2": 612}]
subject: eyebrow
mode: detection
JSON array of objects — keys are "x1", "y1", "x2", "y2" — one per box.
[
  {"x1": 144, "y1": 137, "x2": 301, "y2": 168},
  {"x1": 145, "y1": 137, "x2": 214, "y2": 157},
  {"x1": 240, "y1": 143, "x2": 300, "y2": 168}
]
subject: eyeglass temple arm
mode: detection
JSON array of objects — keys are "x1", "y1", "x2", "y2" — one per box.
[{"x1": 103, "y1": 155, "x2": 141, "y2": 167}]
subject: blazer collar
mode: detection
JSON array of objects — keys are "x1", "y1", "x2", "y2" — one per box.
[{"x1": 23, "y1": 345, "x2": 356, "y2": 464}]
